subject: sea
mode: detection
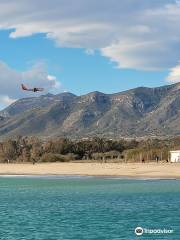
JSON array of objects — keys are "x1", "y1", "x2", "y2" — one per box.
[{"x1": 0, "y1": 176, "x2": 179, "y2": 240}]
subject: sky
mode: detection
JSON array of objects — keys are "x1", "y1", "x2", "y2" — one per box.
[{"x1": 0, "y1": 0, "x2": 180, "y2": 109}]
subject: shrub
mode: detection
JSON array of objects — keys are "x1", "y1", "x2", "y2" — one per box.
[{"x1": 40, "y1": 153, "x2": 70, "y2": 162}]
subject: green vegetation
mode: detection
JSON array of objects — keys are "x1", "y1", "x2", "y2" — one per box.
[{"x1": 0, "y1": 136, "x2": 179, "y2": 163}]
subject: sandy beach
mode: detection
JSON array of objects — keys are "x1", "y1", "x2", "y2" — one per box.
[{"x1": 0, "y1": 162, "x2": 180, "y2": 179}]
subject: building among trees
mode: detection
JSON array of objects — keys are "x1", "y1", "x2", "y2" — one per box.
[{"x1": 170, "y1": 150, "x2": 180, "y2": 162}]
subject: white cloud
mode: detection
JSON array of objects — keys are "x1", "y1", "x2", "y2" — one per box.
[
  {"x1": 0, "y1": 0, "x2": 179, "y2": 70},
  {"x1": 0, "y1": 60, "x2": 61, "y2": 108},
  {"x1": 166, "y1": 64, "x2": 180, "y2": 82},
  {"x1": 0, "y1": 95, "x2": 16, "y2": 107},
  {"x1": 47, "y1": 74, "x2": 62, "y2": 90},
  {"x1": 0, "y1": 95, "x2": 16, "y2": 110},
  {"x1": 47, "y1": 75, "x2": 56, "y2": 81}
]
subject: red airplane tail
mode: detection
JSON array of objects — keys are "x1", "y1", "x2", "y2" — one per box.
[{"x1": 21, "y1": 84, "x2": 28, "y2": 90}]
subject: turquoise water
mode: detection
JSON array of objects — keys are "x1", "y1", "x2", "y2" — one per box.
[{"x1": 0, "y1": 177, "x2": 179, "y2": 240}]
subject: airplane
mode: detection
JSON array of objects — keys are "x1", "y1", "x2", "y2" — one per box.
[{"x1": 21, "y1": 84, "x2": 44, "y2": 92}]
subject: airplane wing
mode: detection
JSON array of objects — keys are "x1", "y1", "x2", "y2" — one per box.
[{"x1": 37, "y1": 88, "x2": 44, "y2": 91}]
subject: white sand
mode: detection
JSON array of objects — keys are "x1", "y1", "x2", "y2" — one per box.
[{"x1": 0, "y1": 162, "x2": 179, "y2": 179}]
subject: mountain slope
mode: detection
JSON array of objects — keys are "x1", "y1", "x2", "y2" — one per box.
[{"x1": 0, "y1": 83, "x2": 179, "y2": 139}]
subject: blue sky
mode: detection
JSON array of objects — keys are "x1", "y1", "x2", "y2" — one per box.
[
  {"x1": 0, "y1": 0, "x2": 179, "y2": 109},
  {"x1": 0, "y1": 30, "x2": 168, "y2": 94}
]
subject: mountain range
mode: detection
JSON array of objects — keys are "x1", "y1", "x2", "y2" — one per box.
[{"x1": 0, "y1": 83, "x2": 180, "y2": 139}]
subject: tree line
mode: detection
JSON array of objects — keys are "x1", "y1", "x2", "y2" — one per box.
[{"x1": 0, "y1": 136, "x2": 179, "y2": 163}]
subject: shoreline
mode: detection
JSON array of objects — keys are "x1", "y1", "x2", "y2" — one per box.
[
  {"x1": 0, "y1": 162, "x2": 180, "y2": 179},
  {"x1": 0, "y1": 174, "x2": 178, "y2": 180}
]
